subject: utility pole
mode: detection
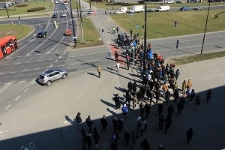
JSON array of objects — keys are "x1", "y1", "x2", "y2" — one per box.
[
  {"x1": 201, "y1": 0, "x2": 211, "y2": 55},
  {"x1": 143, "y1": 3, "x2": 147, "y2": 76},
  {"x1": 89, "y1": 0, "x2": 91, "y2": 10},
  {"x1": 5, "y1": 1, "x2": 9, "y2": 18},
  {"x1": 70, "y1": 0, "x2": 76, "y2": 47}
]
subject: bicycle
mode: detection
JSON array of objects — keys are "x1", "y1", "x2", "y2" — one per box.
[{"x1": 21, "y1": 142, "x2": 36, "y2": 150}]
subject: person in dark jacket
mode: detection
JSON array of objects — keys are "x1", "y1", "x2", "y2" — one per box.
[
  {"x1": 128, "y1": 81, "x2": 133, "y2": 92},
  {"x1": 93, "y1": 128, "x2": 99, "y2": 147},
  {"x1": 118, "y1": 118, "x2": 124, "y2": 133},
  {"x1": 164, "y1": 115, "x2": 172, "y2": 134},
  {"x1": 177, "y1": 101, "x2": 184, "y2": 115},
  {"x1": 133, "y1": 81, "x2": 137, "y2": 94},
  {"x1": 155, "y1": 89, "x2": 160, "y2": 104},
  {"x1": 158, "y1": 102, "x2": 163, "y2": 116},
  {"x1": 75, "y1": 112, "x2": 82, "y2": 124},
  {"x1": 186, "y1": 128, "x2": 193, "y2": 145},
  {"x1": 140, "y1": 138, "x2": 150, "y2": 150},
  {"x1": 86, "y1": 115, "x2": 94, "y2": 133},
  {"x1": 190, "y1": 89, "x2": 196, "y2": 103},
  {"x1": 145, "y1": 102, "x2": 151, "y2": 118},
  {"x1": 173, "y1": 89, "x2": 179, "y2": 103},
  {"x1": 206, "y1": 89, "x2": 212, "y2": 104},
  {"x1": 114, "y1": 94, "x2": 120, "y2": 109},
  {"x1": 100, "y1": 115, "x2": 108, "y2": 132},
  {"x1": 167, "y1": 104, "x2": 174, "y2": 118}
]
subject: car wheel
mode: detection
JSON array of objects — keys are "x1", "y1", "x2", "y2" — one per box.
[
  {"x1": 46, "y1": 81, "x2": 51, "y2": 86},
  {"x1": 62, "y1": 74, "x2": 67, "y2": 79}
]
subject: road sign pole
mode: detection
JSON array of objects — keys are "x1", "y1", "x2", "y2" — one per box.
[{"x1": 108, "y1": 51, "x2": 111, "y2": 70}]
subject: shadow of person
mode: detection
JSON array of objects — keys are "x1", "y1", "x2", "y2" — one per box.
[
  {"x1": 107, "y1": 108, "x2": 117, "y2": 116},
  {"x1": 65, "y1": 115, "x2": 74, "y2": 125},
  {"x1": 100, "y1": 99, "x2": 115, "y2": 108},
  {"x1": 115, "y1": 86, "x2": 127, "y2": 92},
  {"x1": 87, "y1": 72, "x2": 99, "y2": 78}
]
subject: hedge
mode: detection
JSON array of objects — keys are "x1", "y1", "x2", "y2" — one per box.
[
  {"x1": 27, "y1": 7, "x2": 45, "y2": 12},
  {"x1": 16, "y1": 4, "x2": 28, "y2": 7}
]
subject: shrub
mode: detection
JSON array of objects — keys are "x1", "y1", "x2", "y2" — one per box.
[
  {"x1": 27, "y1": 7, "x2": 45, "y2": 12},
  {"x1": 16, "y1": 4, "x2": 28, "y2": 7}
]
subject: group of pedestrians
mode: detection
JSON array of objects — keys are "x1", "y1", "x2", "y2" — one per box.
[{"x1": 75, "y1": 34, "x2": 213, "y2": 149}]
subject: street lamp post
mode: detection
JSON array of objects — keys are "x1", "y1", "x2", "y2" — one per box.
[
  {"x1": 70, "y1": 0, "x2": 76, "y2": 47},
  {"x1": 201, "y1": 0, "x2": 211, "y2": 55},
  {"x1": 143, "y1": 3, "x2": 147, "y2": 79}
]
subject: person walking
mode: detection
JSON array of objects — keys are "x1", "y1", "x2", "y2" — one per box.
[
  {"x1": 97, "y1": 65, "x2": 102, "y2": 78},
  {"x1": 164, "y1": 115, "x2": 172, "y2": 134},
  {"x1": 167, "y1": 104, "x2": 174, "y2": 117},
  {"x1": 175, "y1": 69, "x2": 180, "y2": 80},
  {"x1": 86, "y1": 115, "x2": 94, "y2": 133},
  {"x1": 194, "y1": 95, "x2": 200, "y2": 110},
  {"x1": 116, "y1": 62, "x2": 120, "y2": 72},
  {"x1": 140, "y1": 118, "x2": 147, "y2": 136},
  {"x1": 100, "y1": 115, "x2": 108, "y2": 132},
  {"x1": 140, "y1": 138, "x2": 150, "y2": 150},
  {"x1": 133, "y1": 81, "x2": 137, "y2": 94},
  {"x1": 165, "y1": 89, "x2": 171, "y2": 105},
  {"x1": 128, "y1": 81, "x2": 133, "y2": 92},
  {"x1": 116, "y1": 27, "x2": 119, "y2": 33},
  {"x1": 118, "y1": 118, "x2": 124, "y2": 133},
  {"x1": 122, "y1": 104, "x2": 129, "y2": 118},
  {"x1": 173, "y1": 89, "x2": 179, "y2": 103},
  {"x1": 145, "y1": 102, "x2": 151, "y2": 119},
  {"x1": 158, "y1": 102, "x2": 163, "y2": 116},
  {"x1": 124, "y1": 128, "x2": 131, "y2": 147},
  {"x1": 112, "y1": 116, "x2": 118, "y2": 131},
  {"x1": 139, "y1": 102, "x2": 145, "y2": 118},
  {"x1": 158, "y1": 115, "x2": 164, "y2": 130},
  {"x1": 93, "y1": 128, "x2": 100, "y2": 148},
  {"x1": 190, "y1": 89, "x2": 196, "y2": 103},
  {"x1": 182, "y1": 80, "x2": 187, "y2": 93},
  {"x1": 187, "y1": 79, "x2": 193, "y2": 89},
  {"x1": 115, "y1": 51, "x2": 119, "y2": 62},
  {"x1": 206, "y1": 89, "x2": 212, "y2": 104},
  {"x1": 155, "y1": 89, "x2": 160, "y2": 104},
  {"x1": 177, "y1": 101, "x2": 184, "y2": 115},
  {"x1": 186, "y1": 128, "x2": 193, "y2": 145},
  {"x1": 146, "y1": 89, "x2": 153, "y2": 105}
]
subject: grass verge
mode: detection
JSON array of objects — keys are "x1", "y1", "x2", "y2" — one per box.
[
  {"x1": 0, "y1": 0, "x2": 54, "y2": 17},
  {"x1": 0, "y1": 24, "x2": 33, "y2": 40},
  {"x1": 75, "y1": 17, "x2": 103, "y2": 48},
  {"x1": 172, "y1": 51, "x2": 225, "y2": 65},
  {"x1": 110, "y1": 9, "x2": 225, "y2": 39}
]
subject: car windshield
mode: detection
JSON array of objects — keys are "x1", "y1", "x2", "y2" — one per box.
[{"x1": 39, "y1": 75, "x2": 45, "y2": 79}]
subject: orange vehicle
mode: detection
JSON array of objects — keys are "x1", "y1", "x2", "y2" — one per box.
[
  {"x1": 64, "y1": 29, "x2": 72, "y2": 36},
  {"x1": 0, "y1": 36, "x2": 18, "y2": 59}
]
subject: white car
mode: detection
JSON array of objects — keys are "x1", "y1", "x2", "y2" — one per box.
[
  {"x1": 55, "y1": 1, "x2": 59, "y2": 4},
  {"x1": 61, "y1": 14, "x2": 67, "y2": 17}
]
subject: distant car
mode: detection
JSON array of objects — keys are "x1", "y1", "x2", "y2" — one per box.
[
  {"x1": 55, "y1": 1, "x2": 59, "y2": 4},
  {"x1": 52, "y1": 14, "x2": 57, "y2": 18},
  {"x1": 165, "y1": 0, "x2": 175, "y2": 4},
  {"x1": 38, "y1": 69, "x2": 68, "y2": 86},
  {"x1": 147, "y1": 8, "x2": 155, "y2": 12},
  {"x1": 37, "y1": 31, "x2": 47, "y2": 38},
  {"x1": 87, "y1": 10, "x2": 93, "y2": 14},
  {"x1": 61, "y1": 13, "x2": 67, "y2": 17},
  {"x1": 64, "y1": 29, "x2": 73, "y2": 36},
  {"x1": 180, "y1": 6, "x2": 191, "y2": 11},
  {"x1": 193, "y1": 6, "x2": 202, "y2": 10},
  {"x1": 175, "y1": 1, "x2": 182, "y2": 3}
]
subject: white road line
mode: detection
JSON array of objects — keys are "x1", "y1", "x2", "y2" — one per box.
[
  {"x1": 185, "y1": 45, "x2": 201, "y2": 48},
  {"x1": 24, "y1": 88, "x2": 28, "y2": 92},
  {"x1": 49, "y1": 64, "x2": 53, "y2": 68},
  {"x1": 48, "y1": 59, "x2": 53, "y2": 61},
  {"x1": 15, "y1": 63, "x2": 21, "y2": 65},
  {"x1": 9, "y1": 72, "x2": 16, "y2": 74},
  {"x1": 33, "y1": 68, "x2": 40, "y2": 70},
  {"x1": 5, "y1": 105, "x2": 11, "y2": 110},
  {"x1": 22, "y1": 70, "x2": 29, "y2": 72},
  {"x1": 16, "y1": 56, "x2": 22, "y2": 57},
  {"x1": 6, "y1": 56, "x2": 12, "y2": 59},
  {"x1": 25, "y1": 61, "x2": 31, "y2": 63},
  {"x1": 38, "y1": 60, "x2": 44, "y2": 62},
  {"x1": 55, "y1": 60, "x2": 58, "y2": 62},
  {"x1": 0, "y1": 84, "x2": 10, "y2": 93},
  {"x1": 15, "y1": 96, "x2": 20, "y2": 101},
  {"x1": 31, "y1": 80, "x2": 36, "y2": 85},
  {"x1": 18, "y1": 81, "x2": 26, "y2": 83},
  {"x1": 36, "y1": 54, "x2": 41, "y2": 55},
  {"x1": 63, "y1": 52, "x2": 66, "y2": 54},
  {"x1": 59, "y1": 56, "x2": 62, "y2": 59}
]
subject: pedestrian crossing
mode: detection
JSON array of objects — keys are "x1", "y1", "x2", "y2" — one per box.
[{"x1": 52, "y1": 9, "x2": 70, "y2": 14}]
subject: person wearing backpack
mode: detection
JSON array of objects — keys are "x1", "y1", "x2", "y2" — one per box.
[{"x1": 122, "y1": 104, "x2": 128, "y2": 118}]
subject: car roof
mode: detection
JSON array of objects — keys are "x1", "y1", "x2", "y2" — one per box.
[
  {"x1": 41, "y1": 69, "x2": 66, "y2": 76},
  {"x1": 38, "y1": 31, "x2": 46, "y2": 34}
]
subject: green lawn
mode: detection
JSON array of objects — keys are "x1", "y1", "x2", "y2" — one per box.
[
  {"x1": 0, "y1": 0, "x2": 54, "y2": 16},
  {"x1": 75, "y1": 17, "x2": 103, "y2": 48},
  {"x1": 0, "y1": 24, "x2": 33, "y2": 40},
  {"x1": 110, "y1": 9, "x2": 225, "y2": 39}
]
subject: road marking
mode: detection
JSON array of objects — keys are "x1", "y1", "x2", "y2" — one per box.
[
  {"x1": 185, "y1": 45, "x2": 201, "y2": 48},
  {"x1": 15, "y1": 63, "x2": 21, "y2": 65},
  {"x1": 36, "y1": 54, "x2": 41, "y2": 55},
  {"x1": 38, "y1": 60, "x2": 44, "y2": 62},
  {"x1": 31, "y1": 80, "x2": 36, "y2": 85},
  {"x1": 0, "y1": 84, "x2": 10, "y2": 93},
  {"x1": 25, "y1": 61, "x2": 31, "y2": 63},
  {"x1": 49, "y1": 64, "x2": 53, "y2": 68},
  {"x1": 59, "y1": 56, "x2": 62, "y2": 59},
  {"x1": 33, "y1": 68, "x2": 40, "y2": 70},
  {"x1": 9, "y1": 72, "x2": 16, "y2": 74},
  {"x1": 16, "y1": 56, "x2": 22, "y2": 57},
  {"x1": 15, "y1": 96, "x2": 20, "y2": 101},
  {"x1": 6, "y1": 56, "x2": 12, "y2": 59},
  {"x1": 22, "y1": 70, "x2": 29, "y2": 72},
  {"x1": 18, "y1": 81, "x2": 26, "y2": 83},
  {"x1": 48, "y1": 59, "x2": 53, "y2": 61},
  {"x1": 63, "y1": 52, "x2": 66, "y2": 54},
  {"x1": 24, "y1": 88, "x2": 29, "y2": 92},
  {"x1": 5, "y1": 105, "x2": 11, "y2": 110},
  {"x1": 55, "y1": 60, "x2": 58, "y2": 62}
]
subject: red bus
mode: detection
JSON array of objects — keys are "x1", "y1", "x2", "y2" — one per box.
[{"x1": 0, "y1": 36, "x2": 18, "y2": 59}]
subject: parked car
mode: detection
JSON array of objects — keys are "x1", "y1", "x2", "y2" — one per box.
[
  {"x1": 193, "y1": 6, "x2": 202, "y2": 10},
  {"x1": 52, "y1": 14, "x2": 57, "y2": 18},
  {"x1": 37, "y1": 31, "x2": 47, "y2": 38},
  {"x1": 165, "y1": 0, "x2": 175, "y2": 4},
  {"x1": 61, "y1": 13, "x2": 67, "y2": 17},
  {"x1": 147, "y1": 8, "x2": 155, "y2": 12},
  {"x1": 64, "y1": 29, "x2": 72, "y2": 36},
  {"x1": 180, "y1": 6, "x2": 191, "y2": 11},
  {"x1": 38, "y1": 69, "x2": 68, "y2": 86},
  {"x1": 55, "y1": 1, "x2": 59, "y2": 4}
]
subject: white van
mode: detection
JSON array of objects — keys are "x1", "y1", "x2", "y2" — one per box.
[{"x1": 156, "y1": 6, "x2": 170, "y2": 12}]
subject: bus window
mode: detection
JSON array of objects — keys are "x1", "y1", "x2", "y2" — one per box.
[
  {"x1": 9, "y1": 39, "x2": 13, "y2": 44},
  {"x1": 6, "y1": 42, "x2": 10, "y2": 47},
  {"x1": 1, "y1": 46, "x2": 6, "y2": 55}
]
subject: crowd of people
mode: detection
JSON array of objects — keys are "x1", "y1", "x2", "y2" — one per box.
[{"x1": 75, "y1": 34, "x2": 212, "y2": 150}]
